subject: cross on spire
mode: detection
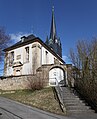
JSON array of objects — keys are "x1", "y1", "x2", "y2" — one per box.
[
  {"x1": 52, "y1": 6, "x2": 54, "y2": 12},
  {"x1": 49, "y1": 6, "x2": 57, "y2": 41}
]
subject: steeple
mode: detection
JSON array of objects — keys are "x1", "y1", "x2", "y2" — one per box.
[
  {"x1": 45, "y1": 7, "x2": 62, "y2": 57},
  {"x1": 45, "y1": 35, "x2": 49, "y2": 45},
  {"x1": 50, "y1": 6, "x2": 57, "y2": 41}
]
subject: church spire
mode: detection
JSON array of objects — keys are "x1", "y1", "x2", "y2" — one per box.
[
  {"x1": 45, "y1": 7, "x2": 62, "y2": 57},
  {"x1": 49, "y1": 6, "x2": 57, "y2": 41}
]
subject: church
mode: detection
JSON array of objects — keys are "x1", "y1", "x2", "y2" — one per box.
[{"x1": 3, "y1": 8, "x2": 68, "y2": 87}]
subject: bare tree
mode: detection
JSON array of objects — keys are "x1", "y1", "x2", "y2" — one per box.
[
  {"x1": 0, "y1": 27, "x2": 11, "y2": 75},
  {"x1": 69, "y1": 39, "x2": 97, "y2": 110},
  {"x1": 0, "y1": 27, "x2": 10, "y2": 62},
  {"x1": 70, "y1": 40, "x2": 91, "y2": 79}
]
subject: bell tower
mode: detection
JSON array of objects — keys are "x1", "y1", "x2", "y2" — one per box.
[{"x1": 46, "y1": 7, "x2": 62, "y2": 57}]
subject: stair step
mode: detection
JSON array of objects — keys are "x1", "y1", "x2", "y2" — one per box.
[
  {"x1": 63, "y1": 94, "x2": 78, "y2": 97},
  {"x1": 63, "y1": 100, "x2": 83, "y2": 104},
  {"x1": 63, "y1": 93, "x2": 77, "y2": 96},
  {"x1": 66, "y1": 105, "x2": 90, "y2": 110},
  {"x1": 67, "y1": 109, "x2": 94, "y2": 113},
  {"x1": 63, "y1": 98, "x2": 80, "y2": 101},
  {"x1": 63, "y1": 96, "x2": 79, "y2": 99},
  {"x1": 65, "y1": 102, "x2": 86, "y2": 106}
]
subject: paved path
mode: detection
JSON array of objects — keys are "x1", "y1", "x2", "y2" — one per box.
[{"x1": 0, "y1": 97, "x2": 74, "y2": 119}]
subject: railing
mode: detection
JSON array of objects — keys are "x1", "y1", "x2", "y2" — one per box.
[
  {"x1": 49, "y1": 77, "x2": 62, "y2": 91},
  {"x1": 49, "y1": 78, "x2": 64, "y2": 111},
  {"x1": 55, "y1": 78, "x2": 64, "y2": 105}
]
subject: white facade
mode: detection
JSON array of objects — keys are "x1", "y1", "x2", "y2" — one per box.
[{"x1": 4, "y1": 40, "x2": 64, "y2": 76}]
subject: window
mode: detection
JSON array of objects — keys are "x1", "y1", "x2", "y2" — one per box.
[
  {"x1": 55, "y1": 39, "x2": 58, "y2": 43},
  {"x1": 9, "y1": 51, "x2": 14, "y2": 66},
  {"x1": 45, "y1": 51, "x2": 48, "y2": 64},
  {"x1": 4, "y1": 52, "x2": 8, "y2": 68},
  {"x1": 16, "y1": 70, "x2": 20, "y2": 75},
  {"x1": 16, "y1": 55, "x2": 21, "y2": 60},
  {"x1": 11, "y1": 51, "x2": 14, "y2": 63},
  {"x1": 11, "y1": 52, "x2": 14, "y2": 60},
  {"x1": 32, "y1": 44, "x2": 36, "y2": 48},
  {"x1": 25, "y1": 47, "x2": 29, "y2": 62}
]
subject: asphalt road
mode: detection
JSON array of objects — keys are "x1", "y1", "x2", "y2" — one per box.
[{"x1": 0, "y1": 97, "x2": 74, "y2": 119}]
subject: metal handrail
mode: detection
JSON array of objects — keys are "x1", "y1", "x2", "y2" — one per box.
[
  {"x1": 49, "y1": 77, "x2": 63, "y2": 102},
  {"x1": 54, "y1": 78, "x2": 63, "y2": 104},
  {"x1": 49, "y1": 77, "x2": 66, "y2": 112}
]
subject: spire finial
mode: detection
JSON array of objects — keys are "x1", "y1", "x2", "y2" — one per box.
[{"x1": 52, "y1": 6, "x2": 54, "y2": 12}]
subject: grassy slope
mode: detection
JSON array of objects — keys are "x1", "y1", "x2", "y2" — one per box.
[{"x1": 0, "y1": 87, "x2": 65, "y2": 115}]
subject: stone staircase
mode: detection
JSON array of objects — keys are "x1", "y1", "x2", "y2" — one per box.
[
  {"x1": 55, "y1": 86, "x2": 97, "y2": 119},
  {"x1": 62, "y1": 87, "x2": 94, "y2": 114}
]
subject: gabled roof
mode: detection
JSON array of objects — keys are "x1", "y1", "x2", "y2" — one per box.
[
  {"x1": 3, "y1": 34, "x2": 36, "y2": 51},
  {"x1": 4, "y1": 34, "x2": 65, "y2": 64}
]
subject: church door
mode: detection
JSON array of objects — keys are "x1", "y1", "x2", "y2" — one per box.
[{"x1": 49, "y1": 67, "x2": 65, "y2": 86}]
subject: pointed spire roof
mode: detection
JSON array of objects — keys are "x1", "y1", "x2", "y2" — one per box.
[
  {"x1": 49, "y1": 6, "x2": 57, "y2": 41},
  {"x1": 45, "y1": 35, "x2": 49, "y2": 44},
  {"x1": 45, "y1": 7, "x2": 62, "y2": 57}
]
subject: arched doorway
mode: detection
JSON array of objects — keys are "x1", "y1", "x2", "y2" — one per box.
[{"x1": 49, "y1": 67, "x2": 66, "y2": 86}]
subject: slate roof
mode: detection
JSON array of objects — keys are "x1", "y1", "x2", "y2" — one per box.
[{"x1": 3, "y1": 34, "x2": 65, "y2": 64}]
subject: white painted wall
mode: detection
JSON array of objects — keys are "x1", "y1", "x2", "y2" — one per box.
[
  {"x1": 7, "y1": 67, "x2": 13, "y2": 76},
  {"x1": 6, "y1": 43, "x2": 33, "y2": 76},
  {"x1": 22, "y1": 44, "x2": 33, "y2": 74},
  {"x1": 41, "y1": 47, "x2": 54, "y2": 64}
]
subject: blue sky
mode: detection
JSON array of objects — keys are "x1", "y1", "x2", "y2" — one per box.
[{"x1": 0, "y1": 0, "x2": 97, "y2": 73}]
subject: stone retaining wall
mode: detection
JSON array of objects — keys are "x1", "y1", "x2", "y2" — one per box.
[{"x1": 0, "y1": 75, "x2": 48, "y2": 90}]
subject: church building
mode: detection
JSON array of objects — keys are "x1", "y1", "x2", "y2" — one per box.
[{"x1": 3, "y1": 8, "x2": 67, "y2": 86}]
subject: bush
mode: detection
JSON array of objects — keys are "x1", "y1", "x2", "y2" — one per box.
[
  {"x1": 74, "y1": 78, "x2": 97, "y2": 111},
  {"x1": 27, "y1": 76, "x2": 44, "y2": 90}
]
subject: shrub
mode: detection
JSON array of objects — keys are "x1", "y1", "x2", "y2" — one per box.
[{"x1": 27, "y1": 76, "x2": 44, "y2": 90}]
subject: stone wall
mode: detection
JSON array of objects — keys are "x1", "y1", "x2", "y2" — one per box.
[{"x1": 0, "y1": 75, "x2": 48, "y2": 90}]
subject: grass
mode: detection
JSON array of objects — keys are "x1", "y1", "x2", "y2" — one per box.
[{"x1": 0, "y1": 87, "x2": 65, "y2": 115}]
